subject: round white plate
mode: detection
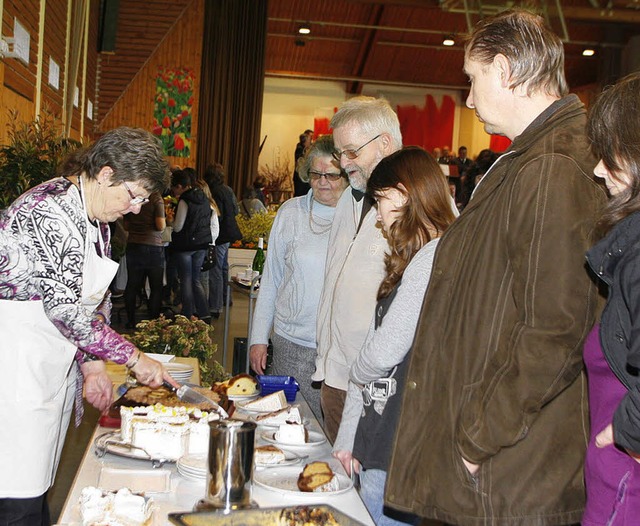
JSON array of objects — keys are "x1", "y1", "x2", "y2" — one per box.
[
  {"x1": 228, "y1": 391, "x2": 261, "y2": 402},
  {"x1": 256, "y1": 417, "x2": 309, "y2": 430},
  {"x1": 255, "y1": 449, "x2": 305, "y2": 468},
  {"x1": 253, "y1": 467, "x2": 352, "y2": 496},
  {"x1": 165, "y1": 363, "x2": 194, "y2": 374},
  {"x1": 261, "y1": 430, "x2": 326, "y2": 447},
  {"x1": 235, "y1": 400, "x2": 288, "y2": 415}
]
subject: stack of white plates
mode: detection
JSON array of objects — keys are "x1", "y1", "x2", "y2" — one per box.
[
  {"x1": 165, "y1": 363, "x2": 194, "y2": 383},
  {"x1": 177, "y1": 454, "x2": 207, "y2": 481}
]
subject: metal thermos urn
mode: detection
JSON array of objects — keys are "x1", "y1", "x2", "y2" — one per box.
[{"x1": 198, "y1": 420, "x2": 256, "y2": 511}]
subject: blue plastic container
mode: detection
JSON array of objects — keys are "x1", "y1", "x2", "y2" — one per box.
[{"x1": 256, "y1": 375, "x2": 299, "y2": 402}]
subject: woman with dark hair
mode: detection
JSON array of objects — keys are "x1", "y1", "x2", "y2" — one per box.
[
  {"x1": 205, "y1": 164, "x2": 242, "y2": 318},
  {"x1": 0, "y1": 127, "x2": 176, "y2": 524},
  {"x1": 170, "y1": 169, "x2": 212, "y2": 320},
  {"x1": 582, "y1": 72, "x2": 640, "y2": 525},
  {"x1": 333, "y1": 146, "x2": 456, "y2": 526}
]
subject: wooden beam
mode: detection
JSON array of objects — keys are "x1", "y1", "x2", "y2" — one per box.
[{"x1": 347, "y1": 4, "x2": 384, "y2": 95}]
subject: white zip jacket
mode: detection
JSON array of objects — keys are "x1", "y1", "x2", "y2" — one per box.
[{"x1": 313, "y1": 189, "x2": 388, "y2": 391}]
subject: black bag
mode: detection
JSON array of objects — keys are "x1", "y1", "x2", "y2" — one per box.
[{"x1": 201, "y1": 245, "x2": 218, "y2": 271}]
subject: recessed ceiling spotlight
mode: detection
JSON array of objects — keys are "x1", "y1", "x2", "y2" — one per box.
[
  {"x1": 583, "y1": 48, "x2": 595, "y2": 57},
  {"x1": 298, "y1": 24, "x2": 311, "y2": 35},
  {"x1": 443, "y1": 36, "x2": 455, "y2": 46}
]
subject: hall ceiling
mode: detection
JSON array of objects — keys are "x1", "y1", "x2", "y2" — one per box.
[
  {"x1": 266, "y1": 0, "x2": 640, "y2": 93},
  {"x1": 98, "y1": 0, "x2": 640, "y2": 125}
]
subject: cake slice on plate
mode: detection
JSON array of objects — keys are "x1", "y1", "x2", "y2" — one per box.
[
  {"x1": 297, "y1": 461, "x2": 340, "y2": 493},
  {"x1": 242, "y1": 390, "x2": 287, "y2": 412},
  {"x1": 256, "y1": 405, "x2": 301, "y2": 426}
]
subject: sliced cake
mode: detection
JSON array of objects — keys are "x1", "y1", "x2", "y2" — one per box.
[{"x1": 297, "y1": 462, "x2": 340, "y2": 493}]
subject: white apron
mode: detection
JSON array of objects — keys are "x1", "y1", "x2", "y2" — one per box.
[{"x1": 0, "y1": 182, "x2": 118, "y2": 497}]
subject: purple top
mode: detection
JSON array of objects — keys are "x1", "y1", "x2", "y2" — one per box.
[
  {"x1": 583, "y1": 324, "x2": 640, "y2": 525},
  {"x1": 0, "y1": 177, "x2": 135, "y2": 365}
]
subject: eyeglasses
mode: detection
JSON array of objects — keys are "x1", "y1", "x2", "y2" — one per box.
[
  {"x1": 332, "y1": 134, "x2": 382, "y2": 162},
  {"x1": 308, "y1": 171, "x2": 344, "y2": 182},
  {"x1": 122, "y1": 181, "x2": 149, "y2": 206}
]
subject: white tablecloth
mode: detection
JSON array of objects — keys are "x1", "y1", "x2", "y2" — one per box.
[{"x1": 56, "y1": 396, "x2": 374, "y2": 525}]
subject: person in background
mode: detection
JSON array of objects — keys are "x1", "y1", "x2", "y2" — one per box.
[
  {"x1": 170, "y1": 169, "x2": 212, "y2": 320},
  {"x1": 123, "y1": 191, "x2": 166, "y2": 328},
  {"x1": 385, "y1": 9, "x2": 607, "y2": 524},
  {"x1": 454, "y1": 145, "x2": 472, "y2": 177},
  {"x1": 252, "y1": 175, "x2": 267, "y2": 206},
  {"x1": 432, "y1": 147, "x2": 442, "y2": 162},
  {"x1": 249, "y1": 136, "x2": 349, "y2": 420},
  {"x1": 333, "y1": 147, "x2": 456, "y2": 526},
  {"x1": 293, "y1": 132, "x2": 312, "y2": 197},
  {"x1": 314, "y1": 96, "x2": 402, "y2": 443},
  {"x1": 205, "y1": 164, "x2": 242, "y2": 319},
  {"x1": 582, "y1": 71, "x2": 640, "y2": 526},
  {"x1": 459, "y1": 148, "x2": 498, "y2": 208},
  {"x1": 240, "y1": 186, "x2": 268, "y2": 218},
  {"x1": 0, "y1": 127, "x2": 176, "y2": 524}
]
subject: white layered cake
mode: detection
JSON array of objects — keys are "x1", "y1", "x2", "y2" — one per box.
[
  {"x1": 256, "y1": 405, "x2": 301, "y2": 426},
  {"x1": 254, "y1": 445, "x2": 286, "y2": 465},
  {"x1": 79, "y1": 486, "x2": 152, "y2": 526},
  {"x1": 120, "y1": 404, "x2": 219, "y2": 460}
]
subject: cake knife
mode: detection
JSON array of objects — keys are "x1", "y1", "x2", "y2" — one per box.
[{"x1": 163, "y1": 381, "x2": 229, "y2": 418}]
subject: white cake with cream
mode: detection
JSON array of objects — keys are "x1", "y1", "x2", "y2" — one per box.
[
  {"x1": 256, "y1": 405, "x2": 301, "y2": 426},
  {"x1": 79, "y1": 486, "x2": 152, "y2": 526},
  {"x1": 242, "y1": 390, "x2": 287, "y2": 412},
  {"x1": 254, "y1": 445, "x2": 286, "y2": 465},
  {"x1": 120, "y1": 404, "x2": 219, "y2": 460},
  {"x1": 274, "y1": 422, "x2": 307, "y2": 444}
]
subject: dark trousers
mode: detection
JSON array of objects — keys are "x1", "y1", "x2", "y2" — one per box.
[
  {"x1": 0, "y1": 494, "x2": 50, "y2": 526},
  {"x1": 125, "y1": 244, "x2": 165, "y2": 324}
]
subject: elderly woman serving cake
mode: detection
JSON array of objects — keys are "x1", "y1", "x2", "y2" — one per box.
[{"x1": 0, "y1": 127, "x2": 177, "y2": 525}]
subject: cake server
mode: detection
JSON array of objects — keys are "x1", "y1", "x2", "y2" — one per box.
[{"x1": 163, "y1": 381, "x2": 229, "y2": 418}]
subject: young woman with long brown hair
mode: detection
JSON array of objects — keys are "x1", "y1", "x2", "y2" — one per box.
[{"x1": 333, "y1": 146, "x2": 456, "y2": 526}]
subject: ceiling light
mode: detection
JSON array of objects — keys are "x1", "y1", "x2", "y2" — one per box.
[
  {"x1": 442, "y1": 36, "x2": 455, "y2": 46},
  {"x1": 298, "y1": 24, "x2": 311, "y2": 35},
  {"x1": 582, "y1": 48, "x2": 595, "y2": 57}
]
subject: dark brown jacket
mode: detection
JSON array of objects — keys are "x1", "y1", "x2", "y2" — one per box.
[{"x1": 385, "y1": 95, "x2": 607, "y2": 526}]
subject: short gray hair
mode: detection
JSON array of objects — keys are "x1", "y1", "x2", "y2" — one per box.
[
  {"x1": 330, "y1": 96, "x2": 403, "y2": 150},
  {"x1": 465, "y1": 9, "x2": 568, "y2": 98},
  {"x1": 60, "y1": 127, "x2": 171, "y2": 194},
  {"x1": 297, "y1": 135, "x2": 345, "y2": 183}
]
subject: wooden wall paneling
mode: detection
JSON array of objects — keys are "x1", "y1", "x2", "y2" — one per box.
[
  {"x1": 100, "y1": 0, "x2": 204, "y2": 167},
  {"x1": 42, "y1": 0, "x2": 67, "y2": 116},
  {"x1": 84, "y1": 0, "x2": 99, "y2": 138},
  {"x1": 2, "y1": 0, "x2": 39, "y2": 104}
]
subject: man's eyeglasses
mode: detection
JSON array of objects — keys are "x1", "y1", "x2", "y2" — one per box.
[
  {"x1": 332, "y1": 134, "x2": 382, "y2": 162},
  {"x1": 122, "y1": 181, "x2": 149, "y2": 206},
  {"x1": 308, "y1": 171, "x2": 344, "y2": 182}
]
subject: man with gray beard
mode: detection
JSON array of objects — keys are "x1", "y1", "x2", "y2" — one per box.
[{"x1": 313, "y1": 96, "x2": 402, "y2": 443}]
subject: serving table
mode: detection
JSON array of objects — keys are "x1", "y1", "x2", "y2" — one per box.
[{"x1": 56, "y1": 382, "x2": 374, "y2": 525}]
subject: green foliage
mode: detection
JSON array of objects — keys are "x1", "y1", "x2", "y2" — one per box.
[
  {"x1": 0, "y1": 109, "x2": 82, "y2": 209},
  {"x1": 125, "y1": 315, "x2": 229, "y2": 386},
  {"x1": 233, "y1": 211, "x2": 275, "y2": 248}
]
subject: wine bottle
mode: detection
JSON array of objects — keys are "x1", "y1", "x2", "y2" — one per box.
[{"x1": 252, "y1": 237, "x2": 265, "y2": 275}]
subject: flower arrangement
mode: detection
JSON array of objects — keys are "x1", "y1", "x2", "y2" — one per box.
[
  {"x1": 125, "y1": 315, "x2": 229, "y2": 386},
  {"x1": 233, "y1": 211, "x2": 275, "y2": 248},
  {"x1": 152, "y1": 66, "x2": 194, "y2": 158}
]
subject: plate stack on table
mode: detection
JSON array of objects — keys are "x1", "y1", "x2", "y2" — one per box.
[
  {"x1": 177, "y1": 454, "x2": 207, "y2": 481},
  {"x1": 166, "y1": 362, "x2": 194, "y2": 383}
]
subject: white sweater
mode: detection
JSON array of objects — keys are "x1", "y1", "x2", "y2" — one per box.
[
  {"x1": 313, "y1": 190, "x2": 389, "y2": 390},
  {"x1": 250, "y1": 191, "x2": 339, "y2": 348}
]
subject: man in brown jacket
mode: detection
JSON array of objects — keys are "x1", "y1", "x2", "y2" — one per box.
[{"x1": 385, "y1": 9, "x2": 607, "y2": 526}]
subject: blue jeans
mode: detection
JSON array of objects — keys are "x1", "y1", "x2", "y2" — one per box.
[
  {"x1": 174, "y1": 249, "x2": 208, "y2": 318},
  {"x1": 359, "y1": 469, "x2": 420, "y2": 526},
  {"x1": 209, "y1": 242, "x2": 229, "y2": 312}
]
